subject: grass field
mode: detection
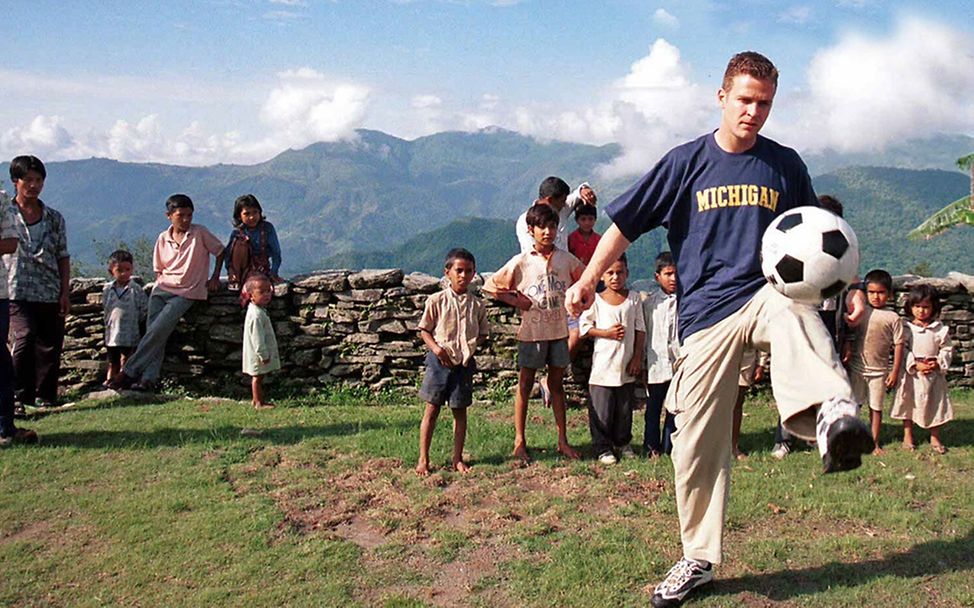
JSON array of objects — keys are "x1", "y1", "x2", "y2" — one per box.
[{"x1": 1, "y1": 387, "x2": 972, "y2": 607}]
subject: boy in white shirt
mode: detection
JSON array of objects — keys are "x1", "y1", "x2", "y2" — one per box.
[
  {"x1": 642, "y1": 252, "x2": 679, "y2": 457},
  {"x1": 579, "y1": 253, "x2": 645, "y2": 464}
]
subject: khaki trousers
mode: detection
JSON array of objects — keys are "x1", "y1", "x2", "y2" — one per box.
[{"x1": 665, "y1": 284, "x2": 852, "y2": 564}]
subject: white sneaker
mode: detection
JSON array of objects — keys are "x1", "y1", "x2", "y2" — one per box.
[
  {"x1": 816, "y1": 396, "x2": 873, "y2": 474},
  {"x1": 771, "y1": 442, "x2": 790, "y2": 460},
  {"x1": 618, "y1": 445, "x2": 636, "y2": 459},
  {"x1": 598, "y1": 451, "x2": 617, "y2": 465},
  {"x1": 651, "y1": 557, "x2": 714, "y2": 607}
]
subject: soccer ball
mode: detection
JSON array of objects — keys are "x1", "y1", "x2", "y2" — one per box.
[{"x1": 760, "y1": 206, "x2": 859, "y2": 305}]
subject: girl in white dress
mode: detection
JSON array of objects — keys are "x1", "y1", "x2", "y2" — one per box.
[{"x1": 891, "y1": 285, "x2": 953, "y2": 454}]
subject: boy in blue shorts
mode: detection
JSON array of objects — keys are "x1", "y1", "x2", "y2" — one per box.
[
  {"x1": 416, "y1": 248, "x2": 489, "y2": 476},
  {"x1": 485, "y1": 204, "x2": 584, "y2": 462}
]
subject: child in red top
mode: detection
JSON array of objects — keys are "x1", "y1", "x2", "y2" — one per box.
[{"x1": 567, "y1": 204, "x2": 600, "y2": 266}]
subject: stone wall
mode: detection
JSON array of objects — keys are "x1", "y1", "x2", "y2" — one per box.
[{"x1": 60, "y1": 270, "x2": 974, "y2": 396}]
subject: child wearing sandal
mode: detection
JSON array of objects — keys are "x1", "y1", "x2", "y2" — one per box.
[
  {"x1": 242, "y1": 274, "x2": 280, "y2": 410},
  {"x1": 891, "y1": 284, "x2": 953, "y2": 454},
  {"x1": 225, "y1": 194, "x2": 282, "y2": 289}
]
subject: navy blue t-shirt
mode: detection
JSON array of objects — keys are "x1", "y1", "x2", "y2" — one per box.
[{"x1": 607, "y1": 132, "x2": 817, "y2": 341}]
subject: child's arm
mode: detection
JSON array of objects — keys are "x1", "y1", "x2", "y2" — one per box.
[
  {"x1": 489, "y1": 290, "x2": 532, "y2": 311},
  {"x1": 627, "y1": 329, "x2": 646, "y2": 377},
  {"x1": 267, "y1": 223, "x2": 283, "y2": 282},
  {"x1": 102, "y1": 284, "x2": 112, "y2": 324},
  {"x1": 931, "y1": 327, "x2": 954, "y2": 375},
  {"x1": 247, "y1": 317, "x2": 271, "y2": 364},
  {"x1": 482, "y1": 260, "x2": 531, "y2": 310},
  {"x1": 887, "y1": 341, "x2": 905, "y2": 388},
  {"x1": 587, "y1": 324, "x2": 625, "y2": 341},
  {"x1": 476, "y1": 302, "x2": 490, "y2": 349}
]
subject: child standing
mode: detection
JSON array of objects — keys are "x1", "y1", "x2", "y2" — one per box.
[
  {"x1": 891, "y1": 285, "x2": 953, "y2": 454},
  {"x1": 242, "y1": 274, "x2": 280, "y2": 410},
  {"x1": 102, "y1": 250, "x2": 148, "y2": 386},
  {"x1": 416, "y1": 248, "x2": 489, "y2": 476},
  {"x1": 485, "y1": 203, "x2": 585, "y2": 462},
  {"x1": 107, "y1": 194, "x2": 225, "y2": 392},
  {"x1": 226, "y1": 194, "x2": 282, "y2": 289},
  {"x1": 842, "y1": 269, "x2": 905, "y2": 455},
  {"x1": 567, "y1": 204, "x2": 601, "y2": 266},
  {"x1": 579, "y1": 254, "x2": 644, "y2": 464},
  {"x1": 641, "y1": 252, "x2": 679, "y2": 457}
]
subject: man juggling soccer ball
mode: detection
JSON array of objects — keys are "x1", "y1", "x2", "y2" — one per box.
[{"x1": 565, "y1": 51, "x2": 872, "y2": 607}]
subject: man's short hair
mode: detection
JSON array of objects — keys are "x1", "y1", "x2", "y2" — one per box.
[
  {"x1": 863, "y1": 269, "x2": 893, "y2": 292},
  {"x1": 538, "y1": 176, "x2": 570, "y2": 200},
  {"x1": 108, "y1": 250, "x2": 134, "y2": 268},
  {"x1": 444, "y1": 247, "x2": 476, "y2": 269},
  {"x1": 9, "y1": 155, "x2": 46, "y2": 181},
  {"x1": 722, "y1": 51, "x2": 778, "y2": 92},
  {"x1": 166, "y1": 193, "x2": 194, "y2": 213},
  {"x1": 525, "y1": 203, "x2": 559, "y2": 229},
  {"x1": 574, "y1": 203, "x2": 597, "y2": 220},
  {"x1": 818, "y1": 194, "x2": 844, "y2": 218},
  {"x1": 655, "y1": 251, "x2": 675, "y2": 274}
]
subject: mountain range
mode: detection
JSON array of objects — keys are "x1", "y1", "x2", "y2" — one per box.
[{"x1": 1, "y1": 128, "x2": 970, "y2": 281}]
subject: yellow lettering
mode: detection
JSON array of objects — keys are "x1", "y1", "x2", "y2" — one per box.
[
  {"x1": 769, "y1": 189, "x2": 780, "y2": 212},
  {"x1": 748, "y1": 185, "x2": 759, "y2": 206},
  {"x1": 728, "y1": 185, "x2": 741, "y2": 207},
  {"x1": 717, "y1": 186, "x2": 728, "y2": 207},
  {"x1": 696, "y1": 190, "x2": 710, "y2": 212},
  {"x1": 759, "y1": 186, "x2": 769, "y2": 209}
]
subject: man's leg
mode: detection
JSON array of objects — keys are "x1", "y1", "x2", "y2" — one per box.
[
  {"x1": 34, "y1": 302, "x2": 64, "y2": 404},
  {"x1": 9, "y1": 302, "x2": 37, "y2": 405},
  {"x1": 0, "y1": 300, "x2": 19, "y2": 436}
]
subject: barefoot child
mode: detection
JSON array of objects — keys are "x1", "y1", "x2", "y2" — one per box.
[
  {"x1": 102, "y1": 250, "x2": 148, "y2": 386},
  {"x1": 484, "y1": 203, "x2": 584, "y2": 462},
  {"x1": 579, "y1": 254, "x2": 644, "y2": 464},
  {"x1": 242, "y1": 274, "x2": 280, "y2": 410},
  {"x1": 842, "y1": 269, "x2": 904, "y2": 454},
  {"x1": 416, "y1": 248, "x2": 489, "y2": 475},
  {"x1": 891, "y1": 285, "x2": 953, "y2": 454}
]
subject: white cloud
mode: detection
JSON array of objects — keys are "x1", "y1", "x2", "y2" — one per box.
[
  {"x1": 787, "y1": 16, "x2": 974, "y2": 153},
  {"x1": 778, "y1": 6, "x2": 811, "y2": 24},
  {"x1": 653, "y1": 8, "x2": 679, "y2": 28},
  {"x1": 0, "y1": 115, "x2": 78, "y2": 159}
]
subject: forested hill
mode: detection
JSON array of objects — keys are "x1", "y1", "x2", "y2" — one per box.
[{"x1": 0, "y1": 130, "x2": 970, "y2": 280}]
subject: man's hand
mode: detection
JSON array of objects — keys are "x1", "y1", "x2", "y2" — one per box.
[
  {"x1": 579, "y1": 185, "x2": 597, "y2": 206},
  {"x1": 565, "y1": 282, "x2": 595, "y2": 316},
  {"x1": 58, "y1": 292, "x2": 71, "y2": 317}
]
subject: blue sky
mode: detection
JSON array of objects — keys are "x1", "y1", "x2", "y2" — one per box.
[{"x1": 2, "y1": 0, "x2": 972, "y2": 175}]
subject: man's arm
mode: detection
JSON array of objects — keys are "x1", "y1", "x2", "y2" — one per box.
[
  {"x1": 565, "y1": 224, "x2": 631, "y2": 315},
  {"x1": 58, "y1": 256, "x2": 71, "y2": 316},
  {"x1": 208, "y1": 250, "x2": 225, "y2": 293}
]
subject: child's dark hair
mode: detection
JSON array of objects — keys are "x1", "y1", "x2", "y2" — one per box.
[
  {"x1": 166, "y1": 194, "x2": 194, "y2": 213},
  {"x1": 538, "y1": 176, "x2": 570, "y2": 200},
  {"x1": 232, "y1": 194, "x2": 264, "y2": 227},
  {"x1": 616, "y1": 253, "x2": 628, "y2": 267},
  {"x1": 525, "y1": 203, "x2": 559, "y2": 229},
  {"x1": 444, "y1": 248, "x2": 475, "y2": 269},
  {"x1": 654, "y1": 251, "x2": 675, "y2": 274},
  {"x1": 818, "y1": 194, "x2": 844, "y2": 218},
  {"x1": 9, "y1": 155, "x2": 46, "y2": 181},
  {"x1": 240, "y1": 273, "x2": 272, "y2": 307},
  {"x1": 575, "y1": 203, "x2": 597, "y2": 220},
  {"x1": 863, "y1": 269, "x2": 893, "y2": 292},
  {"x1": 108, "y1": 250, "x2": 133, "y2": 268},
  {"x1": 904, "y1": 284, "x2": 941, "y2": 319}
]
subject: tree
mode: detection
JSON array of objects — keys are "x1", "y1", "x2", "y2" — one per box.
[{"x1": 908, "y1": 153, "x2": 974, "y2": 239}]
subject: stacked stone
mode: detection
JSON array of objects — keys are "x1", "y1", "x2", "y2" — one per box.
[{"x1": 57, "y1": 270, "x2": 974, "y2": 396}]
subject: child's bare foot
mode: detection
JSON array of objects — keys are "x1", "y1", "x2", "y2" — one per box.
[
  {"x1": 732, "y1": 447, "x2": 748, "y2": 461},
  {"x1": 557, "y1": 443, "x2": 581, "y2": 460},
  {"x1": 931, "y1": 443, "x2": 948, "y2": 455},
  {"x1": 512, "y1": 443, "x2": 531, "y2": 462},
  {"x1": 415, "y1": 461, "x2": 431, "y2": 476},
  {"x1": 872, "y1": 446, "x2": 885, "y2": 456},
  {"x1": 453, "y1": 460, "x2": 471, "y2": 474},
  {"x1": 253, "y1": 402, "x2": 275, "y2": 410},
  {"x1": 901, "y1": 441, "x2": 916, "y2": 451}
]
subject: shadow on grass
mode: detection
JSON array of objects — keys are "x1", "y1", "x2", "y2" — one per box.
[
  {"x1": 703, "y1": 528, "x2": 974, "y2": 602},
  {"x1": 37, "y1": 420, "x2": 416, "y2": 450}
]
